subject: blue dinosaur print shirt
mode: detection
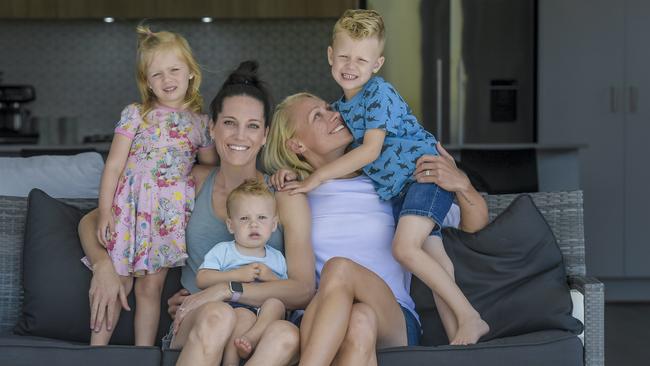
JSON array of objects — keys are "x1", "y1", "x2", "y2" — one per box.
[{"x1": 333, "y1": 76, "x2": 439, "y2": 201}]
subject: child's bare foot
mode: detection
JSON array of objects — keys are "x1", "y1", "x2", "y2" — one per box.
[
  {"x1": 234, "y1": 336, "x2": 255, "y2": 359},
  {"x1": 450, "y1": 316, "x2": 489, "y2": 345}
]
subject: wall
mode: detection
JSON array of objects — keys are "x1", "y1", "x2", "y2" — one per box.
[
  {"x1": 367, "y1": 0, "x2": 422, "y2": 121},
  {"x1": 0, "y1": 19, "x2": 340, "y2": 139}
]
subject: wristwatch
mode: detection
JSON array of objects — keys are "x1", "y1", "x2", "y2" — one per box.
[{"x1": 229, "y1": 281, "x2": 243, "y2": 302}]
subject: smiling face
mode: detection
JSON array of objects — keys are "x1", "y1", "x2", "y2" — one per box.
[
  {"x1": 211, "y1": 95, "x2": 268, "y2": 168},
  {"x1": 287, "y1": 95, "x2": 353, "y2": 169},
  {"x1": 226, "y1": 195, "x2": 278, "y2": 250},
  {"x1": 146, "y1": 48, "x2": 193, "y2": 109},
  {"x1": 328, "y1": 32, "x2": 385, "y2": 100}
]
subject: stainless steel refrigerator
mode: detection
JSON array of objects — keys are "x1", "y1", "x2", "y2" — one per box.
[{"x1": 421, "y1": 0, "x2": 536, "y2": 144}]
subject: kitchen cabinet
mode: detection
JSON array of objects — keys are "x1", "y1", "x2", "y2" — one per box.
[
  {"x1": 538, "y1": 0, "x2": 650, "y2": 298},
  {"x1": 0, "y1": 0, "x2": 359, "y2": 19}
]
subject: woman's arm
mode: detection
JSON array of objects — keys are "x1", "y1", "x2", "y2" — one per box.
[
  {"x1": 236, "y1": 191, "x2": 316, "y2": 309},
  {"x1": 414, "y1": 143, "x2": 488, "y2": 233},
  {"x1": 78, "y1": 209, "x2": 130, "y2": 332},
  {"x1": 195, "y1": 265, "x2": 259, "y2": 290}
]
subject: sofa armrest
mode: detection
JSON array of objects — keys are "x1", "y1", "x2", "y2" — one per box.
[{"x1": 568, "y1": 275, "x2": 604, "y2": 366}]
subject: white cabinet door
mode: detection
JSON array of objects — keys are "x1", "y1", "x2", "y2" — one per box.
[
  {"x1": 623, "y1": 0, "x2": 650, "y2": 276},
  {"x1": 538, "y1": 0, "x2": 626, "y2": 276}
]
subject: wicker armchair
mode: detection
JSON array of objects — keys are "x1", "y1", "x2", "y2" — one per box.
[{"x1": 484, "y1": 191, "x2": 604, "y2": 366}]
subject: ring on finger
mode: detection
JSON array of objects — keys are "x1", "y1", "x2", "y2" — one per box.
[{"x1": 425, "y1": 170, "x2": 431, "y2": 176}]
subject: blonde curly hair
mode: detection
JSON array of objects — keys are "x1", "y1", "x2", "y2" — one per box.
[
  {"x1": 332, "y1": 9, "x2": 385, "y2": 51},
  {"x1": 135, "y1": 25, "x2": 203, "y2": 117}
]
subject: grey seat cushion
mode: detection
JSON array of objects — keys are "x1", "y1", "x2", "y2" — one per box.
[
  {"x1": 378, "y1": 330, "x2": 583, "y2": 366},
  {"x1": 0, "y1": 335, "x2": 161, "y2": 366}
]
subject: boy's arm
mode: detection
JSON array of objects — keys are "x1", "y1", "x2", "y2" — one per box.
[
  {"x1": 195, "y1": 264, "x2": 258, "y2": 290},
  {"x1": 286, "y1": 129, "x2": 385, "y2": 194}
]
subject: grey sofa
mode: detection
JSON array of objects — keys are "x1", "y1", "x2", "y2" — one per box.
[{"x1": 0, "y1": 190, "x2": 603, "y2": 366}]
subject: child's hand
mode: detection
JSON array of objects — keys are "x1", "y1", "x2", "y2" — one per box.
[
  {"x1": 283, "y1": 174, "x2": 323, "y2": 195},
  {"x1": 270, "y1": 168, "x2": 298, "y2": 191},
  {"x1": 237, "y1": 263, "x2": 261, "y2": 282},
  {"x1": 96, "y1": 209, "x2": 115, "y2": 247},
  {"x1": 256, "y1": 263, "x2": 279, "y2": 282}
]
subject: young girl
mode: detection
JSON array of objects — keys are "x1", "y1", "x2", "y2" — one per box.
[{"x1": 84, "y1": 26, "x2": 217, "y2": 346}]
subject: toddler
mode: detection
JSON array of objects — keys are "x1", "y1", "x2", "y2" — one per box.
[
  {"x1": 281, "y1": 9, "x2": 488, "y2": 345},
  {"x1": 83, "y1": 26, "x2": 217, "y2": 346},
  {"x1": 196, "y1": 179, "x2": 287, "y2": 365}
]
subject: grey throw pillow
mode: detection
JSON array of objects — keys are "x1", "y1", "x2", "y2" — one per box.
[
  {"x1": 14, "y1": 189, "x2": 181, "y2": 345},
  {"x1": 412, "y1": 194, "x2": 583, "y2": 346}
]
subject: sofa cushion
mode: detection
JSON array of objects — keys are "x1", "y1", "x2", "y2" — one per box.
[
  {"x1": 377, "y1": 330, "x2": 583, "y2": 366},
  {"x1": 13, "y1": 189, "x2": 181, "y2": 345},
  {"x1": 0, "y1": 152, "x2": 103, "y2": 198},
  {"x1": 0, "y1": 335, "x2": 161, "y2": 366},
  {"x1": 412, "y1": 194, "x2": 583, "y2": 345}
]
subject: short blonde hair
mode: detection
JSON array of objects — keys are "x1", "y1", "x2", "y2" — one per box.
[
  {"x1": 332, "y1": 9, "x2": 385, "y2": 50},
  {"x1": 226, "y1": 179, "x2": 276, "y2": 218},
  {"x1": 262, "y1": 93, "x2": 319, "y2": 181},
  {"x1": 135, "y1": 25, "x2": 203, "y2": 117}
]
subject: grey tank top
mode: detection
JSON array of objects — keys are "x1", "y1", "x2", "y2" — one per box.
[{"x1": 181, "y1": 168, "x2": 284, "y2": 293}]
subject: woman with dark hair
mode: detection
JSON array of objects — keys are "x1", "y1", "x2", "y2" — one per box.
[{"x1": 79, "y1": 61, "x2": 314, "y2": 366}]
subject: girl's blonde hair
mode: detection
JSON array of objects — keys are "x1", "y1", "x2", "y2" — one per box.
[
  {"x1": 332, "y1": 9, "x2": 385, "y2": 51},
  {"x1": 135, "y1": 25, "x2": 203, "y2": 117},
  {"x1": 262, "y1": 92, "x2": 319, "y2": 181}
]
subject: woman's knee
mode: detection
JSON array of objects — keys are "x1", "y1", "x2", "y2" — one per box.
[
  {"x1": 262, "y1": 320, "x2": 299, "y2": 352},
  {"x1": 189, "y1": 302, "x2": 237, "y2": 345},
  {"x1": 319, "y1": 257, "x2": 356, "y2": 290}
]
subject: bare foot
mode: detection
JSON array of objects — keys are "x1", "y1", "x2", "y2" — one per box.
[
  {"x1": 450, "y1": 316, "x2": 489, "y2": 345},
  {"x1": 234, "y1": 336, "x2": 255, "y2": 359}
]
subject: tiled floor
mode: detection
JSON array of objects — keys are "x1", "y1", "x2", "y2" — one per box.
[{"x1": 605, "y1": 302, "x2": 650, "y2": 366}]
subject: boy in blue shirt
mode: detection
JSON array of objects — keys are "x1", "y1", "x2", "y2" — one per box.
[{"x1": 284, "y1": 9, "x2": 488, "y2": 345}]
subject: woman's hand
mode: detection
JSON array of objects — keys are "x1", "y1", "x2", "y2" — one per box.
[
  {"x1": 172, "y1": 283, "x2": 230, "y2": 334},
  {"x1": 167, "y1": 288, "x2": 190, "y2": 320},
  {"x1": 414, "y1": 142, "x2": 471, "y2": 194},
  {"x1": 96, "y1": 209, "x2": 115, "y2": 247},
  {"x1": 89, "y1": 259, "x2": 130, "y2": 332},
  {"x1": 270, "y1": 168, "x2": 298, "y2": 191}
]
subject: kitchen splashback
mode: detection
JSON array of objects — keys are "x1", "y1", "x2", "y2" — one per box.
[{"x1": 0, "y1": 19, "x2": 339, "y2": 136}]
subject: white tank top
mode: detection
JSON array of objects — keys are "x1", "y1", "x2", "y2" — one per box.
[{"x1": 307, "y1": 175, "x2": 418, "y2": 317}]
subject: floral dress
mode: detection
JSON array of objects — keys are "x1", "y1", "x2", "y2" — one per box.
[{"x1": 106, "y1": 104, "x2": 212, "y2": 276}]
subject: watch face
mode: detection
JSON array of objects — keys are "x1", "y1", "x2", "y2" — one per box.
[{"x1": 230, "y1": 281, "x2": 244, "y2": 293}]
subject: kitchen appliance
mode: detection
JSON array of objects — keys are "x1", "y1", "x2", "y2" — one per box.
[
  {"x1": 0, "y1": 85, "x2": 38, "y2": 144},
  {"x1": 421, "y1": 0, "x2": 536, "y2": 144}
]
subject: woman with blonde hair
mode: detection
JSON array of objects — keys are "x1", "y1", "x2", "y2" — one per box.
[{"x1": 263, "y1": 92, "x2": 488, "y2": 365}]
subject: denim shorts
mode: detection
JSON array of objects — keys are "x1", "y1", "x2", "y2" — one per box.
[
  {"x1": 392, "y1": 182, "x2": 454, "y2": 237},
  {"x1": 401, "y1": 305, "x2": 422, "y2": 346}
]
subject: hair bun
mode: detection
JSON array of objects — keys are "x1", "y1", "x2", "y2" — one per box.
[{"x1": 226, "y1": 60, "x2": 259, "y2": 86}]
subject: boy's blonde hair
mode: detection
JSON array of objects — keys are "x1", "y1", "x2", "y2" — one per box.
[
  {"x1": 262, "y1": 93, "x2": 319, "y2": 181},
  {"x1": 135, "y1": 25, "x2": 203, "y2": 117},
  {"x1": 226, "y1": 179, "x2": 276, "y2": 218},
  {"x1": 332, "y1": 9, "x2": 385, "y2": 51}
]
